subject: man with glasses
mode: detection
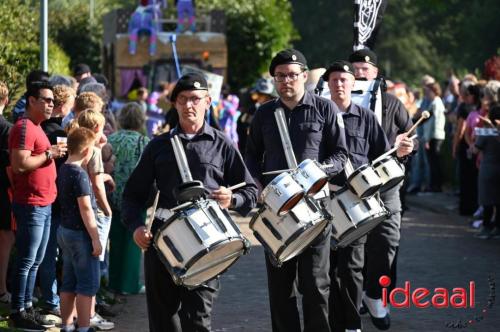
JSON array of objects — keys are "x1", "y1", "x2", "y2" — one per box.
[
  {"x1": 8, "y1": 80, "x2": 67, "y2": 331},
  {"x1": 122, "y1": 73, "x2": 258, "y2": 332},
  {"x1": 245, "y1": 49, "x2": 348, "y2": 332}
]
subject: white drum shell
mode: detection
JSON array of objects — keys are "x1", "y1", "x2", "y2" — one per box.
[
  {"x1": 348, "y1": 165, "x2": 383, "y2": 198},
  {"x1": 261, "y1": 172, "x2": 304, "y2": 215},
  {"x1": 250, "y1": 198, "x2": 328, "y2": 264},
  {"x1": 154, "y1": 200, "x2": 245, "y2": 287},
  {"x1": 328, "y1": 187, "x2": 387, "y2": 248},
  {"x1": 293, "y1": 159, "x2": 328, "y2": 196},
  {"x1": 373, "y1": 157, "x2": 405, "y2": 192}
]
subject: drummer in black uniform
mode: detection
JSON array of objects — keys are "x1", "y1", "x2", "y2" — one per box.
[
  {"x1": 323, "y1": 61, "x2": 389, "y2": 332},
  {"x1": 122, "y1": 73, "x2": 258, "y2": 332},
  {"x1": 348, "y1": 49, "x2": 414, "y2": 330},
  {"x1": 245, "y1": 49, "x2": 348, "y2": 332}
]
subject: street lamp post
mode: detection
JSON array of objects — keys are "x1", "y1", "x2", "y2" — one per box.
[{"x1": 40, "y1": 0, "x2": 48, "y2": 71}]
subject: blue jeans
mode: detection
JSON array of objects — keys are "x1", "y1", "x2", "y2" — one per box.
[
  {"x1": 57, "y1": 226, "x2": 100, "y2": 296},
  {"x1": 97, "y1": 214, "x2": 112, "y2": 279},
  {"x1": 38, "y1": 213, "x2": 61, "y2": 310},
  {"x1": 11, "y1": 203, "x2": 52, "y2": 311}
]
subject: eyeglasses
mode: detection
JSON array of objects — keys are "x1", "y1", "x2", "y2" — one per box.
[
  {"x1": 274, "y1": 71, "x2": 304, "y2": 83},
  {"x1": 37, "y1": 96, "x2": 55, "y2": 105},
  {"x1": 176, "y1": 95, "x2": 207, "y2": 106}
]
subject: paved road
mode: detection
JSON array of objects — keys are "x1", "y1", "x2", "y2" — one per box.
[{"x1": 109, "y1": 194, "x2": 500, "y2": 332}]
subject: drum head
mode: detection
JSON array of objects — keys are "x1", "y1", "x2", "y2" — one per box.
[
  {"x1": 277, "y1": 219, "x2": 328, "y2": 263},
  {"x1": 331, "y1": 212, "x2": 387, "y2": 249},
  {"x1": 379, "y1": 176, "x2": 404, "y2": 193},
  {"x1": 182, "y1": 240, "x2": 245, "y2": 287},
  {"x1": 278, "y1": 192, "x2": 305, "y2": 216},
  {"x1": 307, "y1": 178, "x2": 329, "y2": 196},
  {"x1": 357, "y1": 184, "x2": 382, "y2": 198}
]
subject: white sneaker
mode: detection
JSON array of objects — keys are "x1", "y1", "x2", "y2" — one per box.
[
  {"x1": 363, "y1": 293, "x2": 388, "y2": 318},
  {"x1": 90, "y1": 313, "x2": 115, "y2": 331},
  {"x1": 346, "y1": 329, "x2": 361, "y2": 332}
]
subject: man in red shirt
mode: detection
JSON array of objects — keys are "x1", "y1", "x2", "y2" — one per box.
[{"x1": 8, "y1": 80, "x2": 66, "y2": 331}]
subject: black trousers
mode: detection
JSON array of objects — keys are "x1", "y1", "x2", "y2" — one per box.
[
  {"x1": 265, "y1": 225, "x2": 331, "y2": 332},
  {"x1": 425, "y1": 139, "x2": 444, "y2": 191},
  {"x1": 329, "y1": 236, "x2": 366, "y2": 331},
  {"x1": 457, "y1": 146, "x2": 478, "y2": 215},
  {"x1": 144, "y1": 247, "x2": 219, "y2": 332},
  {"x1": 364, "y1": 185, "x2": 401, "y2": 299}
]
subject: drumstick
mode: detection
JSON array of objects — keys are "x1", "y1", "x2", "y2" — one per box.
[
  {"x1": 145, "y1": 190, "x2": 160, "y2": 234},
  {"x1": 372, "y1": 134, "x2": 418, "y2": 164},
  {"x1": 406, "y1": 111, "x2": 430, "y2": 136},
  {"x1": 262, "y1": 169, "x2": 294, "y2": 176},
  {"x1": 227, "y1": 182, "x2": 246, "y2": 191}
]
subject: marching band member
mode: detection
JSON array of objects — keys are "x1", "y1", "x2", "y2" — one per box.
[
  {"x1": 323, "y1": 61, "x2": 389, "y2": 332},
  {"x1": 245, "y1": 49, "x2": 348, "y2": 332},
  {"x1": 348, "y1": 49, "x2": 414, "y2": 330},
  {"x1": 122, "y1": 73, "x2": 258, "y2": 332}
]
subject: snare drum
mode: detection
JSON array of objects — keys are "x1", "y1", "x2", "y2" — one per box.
[
  {"x1": 261, "y1": 172, "x2": 304, "y2": 216},
  {"x1": 372, "y1": 156, "x2": 405, "y2": 193},
  {"x1": 347, "y1": 164, "x2": 383, "y2": 198},
  {"x1": 153, "y1": 199, "x2": 249, "y2": 287},
  {"x1": 293, "y1": 159, "x2": 328, "y2": 196},
  {"x1": 328, "y1": 186, "x2": 388, "y2": 249},
  {"x1": 250, "y1": 197, "x2": 330, "y2": 266}
]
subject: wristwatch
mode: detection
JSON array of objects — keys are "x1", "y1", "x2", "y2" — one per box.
[
  {"x1": 231, "y1": 196, "x2": 237, "y2": 208},
  {"x1": 45, "y1": 149, "x2": 53, "y2": 161}
]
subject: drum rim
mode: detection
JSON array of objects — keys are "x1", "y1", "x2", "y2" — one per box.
[
  {"x1": 154, "y1": 236, "x2": 247, "y2": 287},
  {"x1": 347, "y1": 163, "x2": 373, "y2": 181},
  {"x1": 275, "y1": 217, "x2": 329, "y2": 261},
  {"x1": 331, "y1": 210, "x2": 388, "y2": 248},
  {"x1": 378, "y1": 176, "x2": 405, "y2": 193},
  {"x1": 372, "y1": 155, "x2": 401, "y2": 168},
  {"x1": 349, "y1": 182, "x2": 382, "y2": 199},
  {"x1": 277, "y1": 192, "x2": 305, "y2": 216}
]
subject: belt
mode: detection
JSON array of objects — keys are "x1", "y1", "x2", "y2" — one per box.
[{"x1": 154, "y1": 208, "x2": 174, "y2": 222}]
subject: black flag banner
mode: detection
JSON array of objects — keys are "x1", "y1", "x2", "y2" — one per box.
[{"x1": 353, "y1": 0, "x2": 388, "y2": 51}]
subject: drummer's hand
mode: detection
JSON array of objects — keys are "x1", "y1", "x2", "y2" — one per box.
[
  {"x1": 396, "y1": 133, "x2": 414, "y2": 157},
  {"x1": 133, "y1": 226, "x2": 153, "y2": 250},
  {"x1": 211, "y1": 186, "x2": 232, "y2": 209}
]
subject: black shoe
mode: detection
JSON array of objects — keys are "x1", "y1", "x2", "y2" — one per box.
[
  {"x1": 9, "y1": 310, "x2": 46, "y2": 332},
  {"x1": 363, "y1": 299, "x2": 391, "y2": 330},
  {"x1": 26, "y1": 307, "x2": 56, "y2": 328},
  {"x1": 359, "y1": 302, "x2": 368, "y2": 315}
]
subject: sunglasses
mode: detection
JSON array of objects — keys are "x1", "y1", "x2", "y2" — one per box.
[{"x1": 38, "y1": 96, "x2": 55, "y2": 104}]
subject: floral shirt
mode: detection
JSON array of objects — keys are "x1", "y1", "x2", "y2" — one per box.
[{"x1": 108, "y1": 130, "x2": 149, "y2": 209}]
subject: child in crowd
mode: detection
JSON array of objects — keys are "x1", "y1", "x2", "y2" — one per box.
[
  {"x1": 57, "y1": 127, "x2": 101, "y2": 332},
  {"x1": 68, "y1": 110, "x2": 115, "y2": 330}
]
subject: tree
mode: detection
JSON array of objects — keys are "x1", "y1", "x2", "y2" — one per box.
[
  {"x1": 0, "y1": 0, "x2": 70, "y2": 108},
  {"x1": 200, "y1": 0, "x2": 297, "y2": 89}
]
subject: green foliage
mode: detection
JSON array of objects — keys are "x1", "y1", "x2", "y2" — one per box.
[
  {"x1": 0, "y1": 0, "x2": 71, "y2": 107},
  {"x1": 200, "y1": 0, "x2": 297, "y2": 89},
  {"x1": 48, "y1": 0, "x2": 136, "y2": 73},
  {"x1": 290, "y1": 0, "x2": 500, "y2": 87}
]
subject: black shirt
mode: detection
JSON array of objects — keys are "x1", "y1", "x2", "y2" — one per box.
[
  {"x1": 42, "y1": 117, "x2": 67, "y2": 215},
  {"x1": 122, "y1": 123, "x2": 258, "y2": 233},
  {"x1": 381, "y1": 93, "x2": 414, "y2": 145},
  {"x1": 58, "y1": 163, "x2": 97, "y2": 231},
  {"x1": 331, "y1": 103, "x2": 389, "y2": 185},
  {"x1": 245, "y1": 90, "x2": 348, "y2": 186},
  {"x1": 0, "y1": 115, "x2": 12, "y2": 189}
]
